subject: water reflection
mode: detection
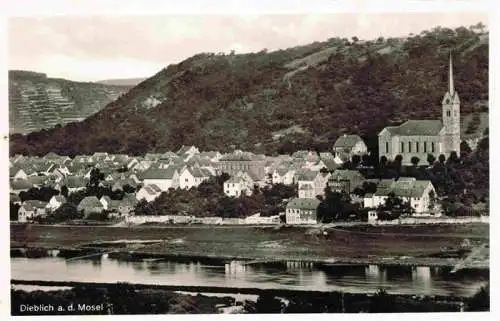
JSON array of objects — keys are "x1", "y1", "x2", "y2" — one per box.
[{"x1": 10, "y1": 256, "x2": 487, "y2": 297}]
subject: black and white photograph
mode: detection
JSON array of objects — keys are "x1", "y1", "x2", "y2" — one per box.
[{"x1": 3, "y1": 0, "x2": 493, "y2": 317}]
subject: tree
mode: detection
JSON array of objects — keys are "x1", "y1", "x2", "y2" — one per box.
[
  {"x1": 10, "y1": 202, "x2": 20, "y2": 221},
  {"x1": 467, "y1": 284, "x2": 489, "y2": 311},
  {"x1": 438, "y1": 154, "x2": 446, "y2": 164},
  {"x1": 410, "y1": 156, "x2": 420, "y2": 167},
  {"x1": 427, "y1": 154, "x2": 436, "y2": 166},
  {"x1": 351, "y1": 155, "x2": 361, "y2": 168},
  {"x1": 51, "y1": 203, "x2": 82, "y2": 222},
  {"x1": 253, "y1": 295, "x2": 284, "y2": 313},
  {"x1": 134, "y1": 199, "x2": 157, "y2": 216},
  {"x1": 370, "y1": 289, "x2": 396, "y2": 313},
  {"x1": 61, "y1": 185, "x2": 69, "y2": 198}
]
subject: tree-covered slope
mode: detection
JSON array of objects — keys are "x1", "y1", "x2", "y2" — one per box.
[
  {"x1": 9, "y1": 70, "x2": 132, "y2": 134},
  {"x1": 10, "y1": 25, "x2": 488, "y2": 156}
]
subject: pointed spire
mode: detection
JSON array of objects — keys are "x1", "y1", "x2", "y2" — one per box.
[{"x1": 449, "y1": 51, "x2": 454, "y2": 96}]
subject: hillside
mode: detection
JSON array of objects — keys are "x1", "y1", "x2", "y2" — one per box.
[
  {"x1": 10, "y1": 26, "x2": 488, "y2": 156},
  {"x1": 8, "y1": 70, "x2": 132, "y2": 134},
  {"x1": 96, "y1": 78, "x2": 148, "y2": 87}
]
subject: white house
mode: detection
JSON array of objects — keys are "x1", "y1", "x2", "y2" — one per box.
[
  {"x1": 179, "y1": 166, "x2": 211, "y2": 189},
  {"x1": 142, "y1": 168, "x2": 180, "y2": 192},
  {"x1": 285, "y1": 198, "x2": 321, "y2": 225},
  {"x1": 136, "y1": 184, "x2": 163, "y2": 202},
  {"x1": 46, "y1": 195, "x2": 66, "y2": 212},
  {"x1": 332, "y1": 134, "x2": 368, "y2": 160},
  {"x1": 296, "y1": 169, "x2": 329, "y2": 199},
  {"x1": 18, "y1": 200, "x2": 48, "y2": 222},
  {"x1": 223, "y1": 172, "x2": 254, "y2": 197},
  {"x1": 363, "y1": 177, "x2": 437, "y2": 215}
]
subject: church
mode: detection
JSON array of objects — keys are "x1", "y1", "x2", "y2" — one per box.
[{"x1": 378, "y1": 54, "x2": 461, "y2": 165}]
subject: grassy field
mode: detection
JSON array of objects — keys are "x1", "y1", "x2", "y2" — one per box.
[{"x1": 10, "y1": 223, "x2": 489, "y2": 265}]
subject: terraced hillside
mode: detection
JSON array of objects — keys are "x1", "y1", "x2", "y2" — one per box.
[{"x1": 9, "y1": 70, "x2": 132, "y2": 134}]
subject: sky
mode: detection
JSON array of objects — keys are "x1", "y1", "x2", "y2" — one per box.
[{"x1": 7, "y1": 12, "x2": 488, "y2": 82}]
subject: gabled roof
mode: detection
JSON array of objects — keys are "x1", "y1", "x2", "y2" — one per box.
[
  {"x1": 63, "y1": 176, "x2": 86, "y2": 188},
  {"x1": 44, "y1": 152, "x2": 61, "y2": 159},
  {"x1": 11, "y1": 179, "x2": 33, "y2": 190},
  {"x1": 384, "y1": 120, "x2": 444, "y2": 136},
  {"x1": 78, "y1": 196, "x2": 103, "y2": 209},
  {"x1": 23, "y1": 200, "x2": 48, "y2": 209},
  {"x1": 296, "y1": 169, "x2": 320, "y2": 181},
  {"x1": 321, "y1": 158, "x2": 340, "y2": 171},
  {"x1": 374, "y1": 177, "x2": 432, "y2": 198},
  {"x1": 141, "y1": 184, "x2": 163, "y2": 195},
  {"x1": 142, "y1": 168, "x2": 178, "y2": 180},
  {"x1": 333, "y1": 134, "x2": 364, "y2": 148},
  {"x1": 286, "y1": 197, "x2": 320, "y2": 210},
  {"x1": 329, "y1": 170, "x2": 365, "y2": 182}
]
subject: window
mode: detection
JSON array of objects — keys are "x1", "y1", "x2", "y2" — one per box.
[
  {"x1": 424, "y1": 142, "x2": 427, "y2": 153},
  {"x1": 385, "y1": 142, "x2": 389, "y2": 153},
  {"x1": 408, "y1": 141, "x2": 411, "y2": 153},
  {"x1": 401, "y1": 142, "x2": 404, "y2": 153},
  {"x1": 447, "y1": 110, "x2": 451, "y2": 117},
  {"x1": 431, "y1": 142, "x2": 435, "y2": 153},
  {"x1": 416, "y1": 142, "x2": 419, "y2": 153},
  {"x1": 185, "y1": 178, "x2": 188, "y2": 182}
]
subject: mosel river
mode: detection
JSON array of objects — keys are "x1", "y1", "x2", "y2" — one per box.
[{"x1": 11, "y1": 255, "x2": 488, "y2": 297}]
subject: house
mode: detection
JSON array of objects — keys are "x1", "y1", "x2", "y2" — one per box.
[
  {"x1": 62, "y1": 176, "x2": 86, "y2": 194},
  {"x1": 328, "y1": 170, "x2": 365, "y2": 194},
  {"x1": 332, "y1": 134, "x2": 368, "y2": 161},
  {"x1": 18, "y1": 200, "x2": 48, "y2": 222},
  {"x1": 218, "y1": 150, "x2": 265, "y2": 179},
  {"x1": 136, "y1": 184, "x2": 163, "y2": 202},
  {"x1": 142, "y1": 168, "x2": 180, "y2": 191},
  {"x1": 378, "y1": 55, "x2": 461, "y2": 165},
  {"x1": 118, "y1": 194, "x2": 138, "y2": 216},
  {"x1": 100, "y1": 196, "x2": 113, "y2": 210},
  {"x1": 176, "y1": 145, "x2": 200, "y2": 161},
  {"x1": 244, "y1": 213, "x2": 280, "y2": 225},
  {"x1": 223, "y1": 172, "x2": 254, "y2": 197},
  {"x1": 179, "y1": 166, "x2": 211, "y2": 189},
  {"x1": 272, "y1": 168, "x2": 296, "y2": 185},
  {"x1": 368, "y1": 210, "x2": 378, "y2": 223},
  {"x1": 296, "y1": 169, "x2": 329, "y2": 199},
  {"x1": 198, "y1": 151, "x2": 222, "y2": 162},
  {"x1": 46, "y1": 195, "x2": 66, "y2": 211},
  {"x1": 285, "y1": 198, "x2": 321, "y2": 225},
  {"x1": 77, "y1": 196, "x2": 105, "y2": 216},
  {"x1": 364, "y1": 177, "x2": 436, "y2": 215}
]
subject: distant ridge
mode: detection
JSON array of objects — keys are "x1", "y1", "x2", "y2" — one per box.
[{"x1": 96, "y1": 78, "x2": 148, "y2": 86}]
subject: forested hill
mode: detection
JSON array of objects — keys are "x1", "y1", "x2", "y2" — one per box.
[
  {"x1": 10, "y1": 25, "x2": 488, "y2": 157},
  {"x1": 9, "y1": 70, "x2": 132, "y2": 134}
]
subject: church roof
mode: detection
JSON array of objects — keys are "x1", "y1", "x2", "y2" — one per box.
[{"x1": 385, "y1": 120, "x2": 444, "y2": 136}]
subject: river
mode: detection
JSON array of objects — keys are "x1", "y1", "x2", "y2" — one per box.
[{"x1": 11, "y1": 255, "x2": 488, "y2": 297}]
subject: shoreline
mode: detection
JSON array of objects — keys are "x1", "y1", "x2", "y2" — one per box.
[{"x1": 11, "y1": 245, "x2": 489, "y2": 270}]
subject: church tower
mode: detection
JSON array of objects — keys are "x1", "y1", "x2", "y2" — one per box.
[{"x1": 442, "y1": 52, "x2": 461, "y2": 157}]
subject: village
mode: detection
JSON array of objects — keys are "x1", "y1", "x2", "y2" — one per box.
[{"x1": 9, "y1": 55, "x2": 487, "y2": 226}]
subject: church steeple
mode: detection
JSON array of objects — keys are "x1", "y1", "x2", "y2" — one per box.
[
  {"x1": 442, "y1": 52, "x2": 459, "y2": 105},
  {"x1": 449, "y1": 52, "x2": 454, "y2": 96},
  {"x1": 442, "y1": 50, "x2": 461, "y2": 157}
]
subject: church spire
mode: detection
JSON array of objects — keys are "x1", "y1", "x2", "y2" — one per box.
[{"x1": 449, "y1": 52, "x2": 454, "y2": 96}]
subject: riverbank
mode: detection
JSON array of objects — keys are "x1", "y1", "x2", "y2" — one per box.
[
  {"x1": 11, "y1": 280, "x2": 486, "y2": 314},
  {"x1": 11, "y1": 223, "x2": 489, "y2": 268}
]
